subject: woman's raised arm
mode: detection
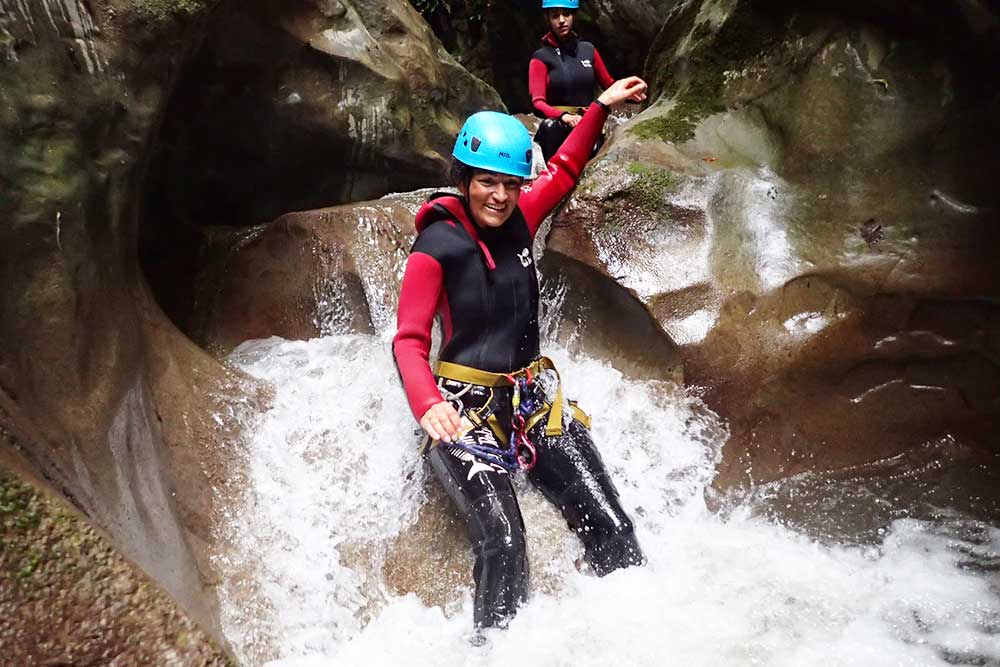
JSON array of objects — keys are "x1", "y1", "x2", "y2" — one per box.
[{"x1": 520, "y1": 76, "x2": 648, "y2": 236}]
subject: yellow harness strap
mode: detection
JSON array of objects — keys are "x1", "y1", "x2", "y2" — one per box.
[
  {"x1": 552, "y1": 105, "x2": 586, "y2": 114},
  {"x1": 435, "y1": 357, "x2": 578, "y2": 437}
]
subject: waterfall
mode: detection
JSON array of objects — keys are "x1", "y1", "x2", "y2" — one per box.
[{"x1": 211, "y1": 221, "x2": 1000, "y2": 667}]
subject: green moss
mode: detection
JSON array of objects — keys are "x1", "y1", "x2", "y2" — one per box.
[
  {"x1": 645, "y1": 0, "x2": 701, "y2": 95},
  {"x1": 633, "y1": 41, "x2": 729, "y2": 143},
  {"x1": 0, "y1": 30, "x2": 13, "y2": 55},
  {"x1": 17, "y1": 136, "x2": 87, "y2": 203},
  {"x1": 17, "y1": 551, "x2": 42, "y2": 579},
  {"x1": 130, "y1": 0, "x2": 212, "y2": 21},
  {"x1": 1, "y1": 471, "x2": 47, "y2": 583},
  {"x1": 632, "y1": 61, "x2": 726, "y2": 143},
  {"x1": 633, "y1": 2, "x2": 780, "y2": 144},
  {"x1": 692, "y1": 20, "x2": 713, "y2": 44},
  {"x1": 0, "y1": 58, "x2": 132, "y2": 225},
  {"x1": 1, "y1": 475, "x2": 42, "y2": 529},
  {"x1": 601, "y1": 162, "x2": 679, "y2": 227},
  {"x1": 624, "y1": 162, "x2": 678, "y2": 211}
]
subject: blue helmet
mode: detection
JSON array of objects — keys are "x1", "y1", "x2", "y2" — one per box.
[
  {"x1": 452, "y1": 111, "x2": 533, "y2": 179},
  {"x1": 542, "y1": 0, "x2": 579, "y2": 8}
]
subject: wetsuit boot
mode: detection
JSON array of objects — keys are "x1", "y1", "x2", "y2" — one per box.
[
  {"x1": 535, "y1": 118, "x2": 606, "y2": 165},
  {"x1": 534, "y1": 118, "x2": 573, "y2": 163}
]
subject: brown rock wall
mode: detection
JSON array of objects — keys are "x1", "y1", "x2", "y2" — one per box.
[
  {"x1": 0, "y1": 0, "x2": 251, "y2": 653},
  {"x1": 549, "y1": 0, "x2": 1000, "y2": 503},
  {"x1": 188, "y1": 190, "x2": 683, "y2": 383},
  {"x1": 140, "y1": 0, "x2": 504, "y2": 334},
  {"x1": 1, "y1": 0, "x2": 505, "y2": 657},
  {"x1": 0, "y1": 445, "x2": 234, "y2": 666}
]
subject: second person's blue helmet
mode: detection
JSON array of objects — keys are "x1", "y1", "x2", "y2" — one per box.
[
  {"x1": 542, "y1": 0, "x2": 579, "y2": 8},
  {"x1": 452, "y1": 111, "x2": 533, "y2": 179}
]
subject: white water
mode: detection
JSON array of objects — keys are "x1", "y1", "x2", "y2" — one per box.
[{"x1": 216, "y1": 334, "x2": 1000, "y2": 667}]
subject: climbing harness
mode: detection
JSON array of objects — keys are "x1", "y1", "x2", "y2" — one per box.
[
  {"x1": 552, "y1": 105, "x2": 586, "y2": 115},
  {"x1": 506, "y1": 369, "x2": 539, "y2": 470},
  {"x1": 423, "y1": 357, "x2": 591, "y2": 472},
  {"x1": 434, "y1": 381, "x2": 522, "y2": 472}
]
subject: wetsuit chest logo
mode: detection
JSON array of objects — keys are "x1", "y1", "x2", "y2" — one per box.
[
  {"x1": 581, "y1": 59, "x2": 592, "y2": 68},
  {"x1": 517, "y1": 248, "x2": 531, "y2": 268}
]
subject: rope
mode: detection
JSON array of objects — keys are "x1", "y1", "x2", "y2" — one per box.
[
  {"x1": 437, "y1": 380, "x2": 522, "y2": 471},
  {"x1": 431, "y1": 358, "x2": 591, "y2": 473}
]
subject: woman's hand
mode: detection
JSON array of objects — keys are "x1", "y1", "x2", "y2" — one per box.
[
  {"x1": 597, "y1": 76, "x2": 648, "y2": 108},
  {"x1": 561, "y1": 113, "x2": 583, "y2": 127},
  {"x1": 420, "y1": 401, "x2": 463, "y2": 443}
]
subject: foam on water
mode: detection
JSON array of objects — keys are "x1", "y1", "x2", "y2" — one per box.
[{"x1": 218, "y1": 334, "x2": 1000, "y2": 667}]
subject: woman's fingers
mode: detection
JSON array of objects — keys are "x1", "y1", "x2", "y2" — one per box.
[
  {"x1": 620, "y1": 78, "x2": 648, "y2": 102},
  {"x1": 421, "y1": 417, "x2": 440, "y2": 441},
  {"x1": 619, "y1": 75, "x2": 647, "y2": 91},
  {"x1": 420, "y1": 401, "x2": 463, "y2": 443},
  {"x1": 599, "y1": 76, "x2": 649, "y2": 107},
  {"x1": 448, "y1": 405, "x2": 462, "y2": 440},
  {"x1": 419, "y1": 412, "x2": 439, "y2": 440}
]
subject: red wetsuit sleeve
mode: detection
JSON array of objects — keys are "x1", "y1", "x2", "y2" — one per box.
[
  {"x1": 592, "y1": 48, "x2": 615, "y2": 89},
  {"x1": 519, "y1": 102, "x2": 609, "y2": 237},
  {"x1": 529, "y1": 58, "x2": 566, "y2": 120},
  {"x1": 392, "y1": 251, "x2": 445, "y2": 421}
]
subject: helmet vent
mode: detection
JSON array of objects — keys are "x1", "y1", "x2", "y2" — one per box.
[
  {"x1": 471, "y1": 137, "x2": 482, "y2": 152},
  {"x1": 525, "y1": 149, "x2": 532, "y2": 163}
]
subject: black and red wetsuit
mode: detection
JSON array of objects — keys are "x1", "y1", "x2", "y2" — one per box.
[
  {"x1": 393, "y1": 102, "x2": 609, "y2": 422},
  {"x1": 527, "y1": 32, "x2": 615, "y2": 163},
  {"x1": 529, "y1": 32, "x2": 615, "y2": 120},
  {"x1": 393, "y1": 103, "x2": 644, "y2": 630}
]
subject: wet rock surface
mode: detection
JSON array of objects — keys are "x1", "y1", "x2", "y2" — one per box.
[
  {"x1": 0, "y1": 447, "x2": 233, "y2": 666},
  {"x1": 189, "y1": 191, "x2": 423, "y2": 352},
  {"x1": 2, "y1": 0, "x2": 1000, "y2": 660},
  {"x1": 550, "y1": 0, "x2": 1000, "y2": 499},
  {"x1": 189, "y1": 218, "x2": 375, "y2": 355},
  {"x1": 190, "y1": 188, "x2": 684, "y2": 382},
  {"x1": 743, "y1": 436, "x2": 1000, "y2": 543},
  {"x1": 0, "y1": 0, "x2": 259, "y2": 654},
  {"x1": 141, "y1": 0, "x2": 502, "y2": 334},
  {"x1": 383, "y1": 476, "x2": 585, "y2": 613}
]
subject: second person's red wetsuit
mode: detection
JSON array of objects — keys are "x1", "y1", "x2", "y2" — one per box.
[{"x1": 529, "y1": 32, "x2": 615, "y2": 119}]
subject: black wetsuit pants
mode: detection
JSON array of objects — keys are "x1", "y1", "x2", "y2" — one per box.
[
  {"x1": 426, "y1": 380, "x2": 644, "y2": 629},
  {"x1": 534, "y1": 118, "x2": 606, "y2": 164}
]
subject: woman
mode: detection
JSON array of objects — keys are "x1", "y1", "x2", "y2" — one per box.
[
  {"x1": 529, "y1": 0, "x2": 640, "y2": 161},
  {"x1": 393, "y1": 76, "x2": 648, "y2": 632}
]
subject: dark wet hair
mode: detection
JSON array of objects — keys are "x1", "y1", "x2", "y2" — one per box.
[
  {"x1": 449, "y1": 158, "x2": 474, "y2": 191},
  {"x1": 448, "y1": 158, "x2": 527, "y2": 192}
]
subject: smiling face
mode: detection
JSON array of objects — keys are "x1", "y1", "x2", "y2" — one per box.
[
  {"x1": 546, "y1": 8, "x2": 575, "y2": 40},
  {"x1": 461, "y1": 170, "x2": 524, "y2": 228}
]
